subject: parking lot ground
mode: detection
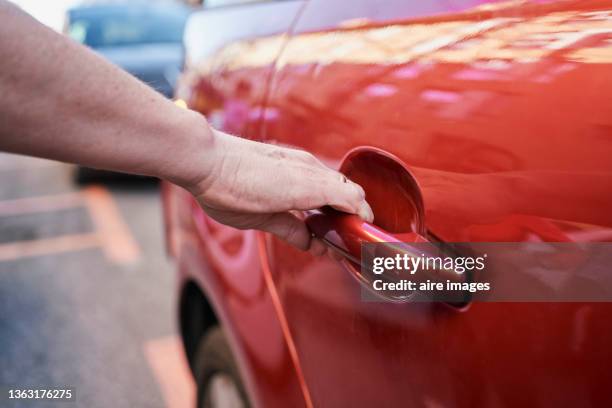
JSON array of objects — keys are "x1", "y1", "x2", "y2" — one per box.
[{"x1": 0, "y1": 153, "x2": 194, "y2": 408}]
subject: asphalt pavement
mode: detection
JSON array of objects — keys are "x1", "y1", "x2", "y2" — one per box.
[{"x1": 0, "y1": 153, "x2": 194, "y2": 408}]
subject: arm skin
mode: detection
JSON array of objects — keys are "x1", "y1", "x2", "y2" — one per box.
[{"x1": 0, "y1": 1, "x2": 373, "y2": 251}]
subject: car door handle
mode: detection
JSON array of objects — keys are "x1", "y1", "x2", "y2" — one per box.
[
  {"x1": 305, "y1": 207, "x2": 466, "y2": 289},
  {"x1": 304, "y1": 147, "x2": 468, "y2": 303}
]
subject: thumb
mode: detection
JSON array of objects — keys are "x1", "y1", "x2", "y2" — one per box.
[{"x1": 258, "y1": 212, "x2": 312, "y2": 251}]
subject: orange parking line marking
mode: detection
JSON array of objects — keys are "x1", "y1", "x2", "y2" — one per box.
[
  {"x1": 82, "y1": 186, "x2": 140, "y2": 264},
  {"x1": 144, "y1": 335, "x2": 196, "y2": 408},
  {"x1": 0, "y1": 233, "x2": 100, "y2": 262},
  {"x1": 0, "y1": 192, "x2": 83, "y2": 216}
]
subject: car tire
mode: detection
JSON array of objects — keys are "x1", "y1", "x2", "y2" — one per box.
[
  {"x1": 194, "y1": 326, "x2": 250, "y2": 408},
  {"x1": 74, "y1": 166, "x2": 100, "y2": 184}
]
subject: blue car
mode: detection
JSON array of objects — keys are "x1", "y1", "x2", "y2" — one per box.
[{"x1": 64, "y1": 1, "x2": 191, "y2": 182}]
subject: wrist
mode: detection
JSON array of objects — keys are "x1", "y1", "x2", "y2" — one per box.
[{"x1": 158, "y1": 108, "x2": 217, "y2": 190}]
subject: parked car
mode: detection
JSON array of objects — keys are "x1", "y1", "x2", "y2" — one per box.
[
  {"x1": 163, "y1": 1, "x2": 612, "y2": 407},
  {"x1": 64, "y1": 1, "x2": 191, "y2": 182}
]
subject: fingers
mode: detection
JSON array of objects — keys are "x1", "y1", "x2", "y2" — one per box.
[
  {"x1": 324, "y1": 175, "x2": 374, "y2": 222},
  {"x1": 259, "y1": 213, "x2": 341, "y2": 258},
  {"x1": 308, "y1": 238, "x2": 328, "y2": 256},
  {"x1": 329, "y1": 193, "x2": 374, "y2": 223},
  {"x1": 310, "y1": 239, "x2": 346, "y2": 259},
  {"x1": 258, "y1": 211, "x2": 312, "y2": 250},
  {"x1": 327, "y1": 246, "x2": 345, "y2": 262},
  {"x1": 287, "y1": 161, "x2": 374, "y2": 222}
]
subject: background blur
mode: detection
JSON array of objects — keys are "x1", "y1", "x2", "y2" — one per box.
[
  {"x1": 1, "y1": 1, "x2": 199, "y2": 407},
  {"x1": 13, "y1": 0, "x2": 79, "y2": 30}
]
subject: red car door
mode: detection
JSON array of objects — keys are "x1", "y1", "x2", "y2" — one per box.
[
  {"x1": 173, "y1": 2, "x2": 315, "y2": 407},
  {"x1": 258, "y1": 0, "x2": 612, "y2": 406}
]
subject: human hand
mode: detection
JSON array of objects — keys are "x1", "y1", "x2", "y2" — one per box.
[{"x1": 185, "y1": 129, "x2": 373, "y2": 252}]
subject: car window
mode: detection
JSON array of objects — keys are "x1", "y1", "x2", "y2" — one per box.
[
  {"x1": 68, "y1": 7, "x2": 189, "y2": 48},
  {"x1": 204, "y1": 0, "x2": 281, "y2": 8}
]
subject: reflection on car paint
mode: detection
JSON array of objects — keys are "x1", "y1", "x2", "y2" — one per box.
[{"x1": 167, "y1": 1, "x2": 612, "y2": 407}]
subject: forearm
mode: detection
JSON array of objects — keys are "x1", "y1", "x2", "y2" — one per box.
[
  {"x1": 0, "y1": 1, "x2": 212, "y2": 186},
  {"x1": 0, "y1": 2, "x2": 373, "y2": 251}
]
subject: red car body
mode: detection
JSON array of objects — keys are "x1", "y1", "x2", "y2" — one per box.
[{"x1": 162, "y1": 1, "x2": 612, "y2": 406}]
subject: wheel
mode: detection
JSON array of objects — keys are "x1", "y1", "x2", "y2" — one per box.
[
  {"x1": 73, "y1": 166, "x2": 150, "y2": 184},
  {"x1": 74, "y1": 166, "x2": 101, "y2": 184},
  {"x1": 194, "y1": 326, "x2": 250, "y2": 408}
]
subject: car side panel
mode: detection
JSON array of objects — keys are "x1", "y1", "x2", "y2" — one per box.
[
  {"x1": 258, "y1": 1, "x2": 612, "y2": 406},
  {"x1": 166, "y1": 2, "x2": 311, "y2": 407},
  {"x1": 164, "y1": 184, "x2": 308, "y2": 407}
]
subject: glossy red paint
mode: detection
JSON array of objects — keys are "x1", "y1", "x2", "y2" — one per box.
[
  {"x1": 164, "y1": 1, "x2": 612, "y2": 406},
  {"x1": 305, "y1": 147, "x2": 467, "y2": 303},
  {"x1": 305, "y1": 146, "x2": 427, "y2": 261}
]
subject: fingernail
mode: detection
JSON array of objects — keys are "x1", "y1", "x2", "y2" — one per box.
[
  {"x1": 359, "y1": 201, "x2": 374, "y2": 223},
  {"x1": 353, "y1": 182, "x2": 366, "y2": 199}
]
